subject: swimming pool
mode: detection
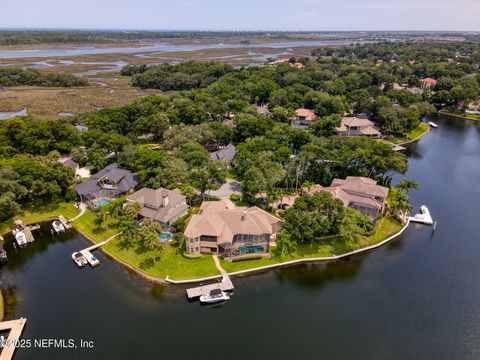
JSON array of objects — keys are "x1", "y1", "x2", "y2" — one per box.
[
  {"x1": 233, "y1": 245, "x2": 265, "y2": 255},
  {"x1": 93, "y1": 199, "x2": 112, "y2": 208},
  {"x1": 159, "y1": 232, "x2": 172, "y2": 244}
]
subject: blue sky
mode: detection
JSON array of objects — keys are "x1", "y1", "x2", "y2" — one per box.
[{"x1": 1, "y1": 0, "x2": 479, "y2": 31}]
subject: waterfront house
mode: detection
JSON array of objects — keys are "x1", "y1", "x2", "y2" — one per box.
[
  {"x1": 290, "y1": 108, "x2": 318, "y2": 129},
  {"x1": 420, "y1": 78, "x2": 437, "y2": 88},
  {"x1": 126, "y1": 187, "x2": 189, "y2": 228},
  {"x1": 304, "y1": 176, "x2": 389, "y2": 220},
  {"x1": 75, "y1": 163, "x2": 140, "y2": 208},
  {"x1": 184, "y1": 199, "x2": 283, "y2": 258},
  {"x1": 336, "y1": 117, "x2": 381, "y2": 138}
]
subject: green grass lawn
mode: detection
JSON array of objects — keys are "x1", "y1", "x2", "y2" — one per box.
[
  {"x1": 71, "y1": 210, "x2": 118, "y2": 242},
  {"x1": 220, "y1": 215, "x2": 402, "y2": 273},
  {"x1": 0, "y1": 201, "x2": 80, "y2": 235},
  {"x1": 102, "y1": 238, "x2": 219, "y2": 280},
  {"x1": 391, "y1": 122, "x2": 430, "y2": 144}
]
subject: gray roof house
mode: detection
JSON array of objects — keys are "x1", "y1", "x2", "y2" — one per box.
[
  {"x1": 336, "y1": 117, "x2": 381, "y2": 138},
  {"x1": 209, "y1": 143, "x2": 236, "y2": 162},
  {"x1": 126, "y1": 187, "x2": 189, "y2": 227},
  {"x1": 75, "y1": 163, "x2": 140, "y2": 207},
  {"x1": 58, "y1": 156, "x2": 79, "y2": 171}
]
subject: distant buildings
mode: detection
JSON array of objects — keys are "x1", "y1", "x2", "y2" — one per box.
[
  {"x1": 184, "y1": 199, "x2": 282, "y2": 258},
  {"x1": 75, "y1": 163, "x2": 140, "y2": 208},
  {"x1": 336, "y1": 117, "x2": 381, "y2": 138},
  {"x1": 420, "y1": 78, "x2": 437, "y2": 88},
  {"x1": 126, "y1": 187, "x2": 189, "y2": 228},
  {"x1": 305, "y1": 176, "x2": 389, "y2": 220},
  {"x1": 290, "y1": 108, "x2": 319, "y2": 129}
]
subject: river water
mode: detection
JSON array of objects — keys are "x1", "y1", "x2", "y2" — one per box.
[
  {"x1": 1, "y1": 115, "x2": 480, "y2": 360},
  {"x1": 0, "y1": 39, "x2": 370, "y2": 59}
]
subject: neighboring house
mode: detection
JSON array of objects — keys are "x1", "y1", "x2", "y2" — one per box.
[
  {"x1": 126, "y1": 187, "x2": 189, "y2": 228},
  {"x1": 209, "y1": 143, "x2": 236, "y2": 163},
  {"x1": 305, "y1": 176, "x2": 389, "y2": 220},
  {"x1": 290, "y1": 108, "x2": 319, "y2": 129},
  {"x1": 268, "y1": 58, "x2": 290, "y2": 66},
  {"x1": 336, "y1": 117, "x2": 381, "y2": 138},
  {"x1": 255, "y1": 104, "x2": 269, "y2": 115},
  {"x1": 58, "y1": 156, "x2": 79, "y2": 172},
  {"x1": 420, "y1": 78, "x2": 437, "y2": 88},
  {"x1": 75, "y1": 163, "x2": 140, "y2": 208},
  {"x1": 222, "y1": 118, "x2": 236, "y2": 128},
  {"x1": 184, "y1": 199, "x2": 283, "y2": 258}
]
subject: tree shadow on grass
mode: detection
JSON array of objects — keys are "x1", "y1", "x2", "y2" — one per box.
[{"x1": 139, "y1": 257, "x2": 158, "y2": 270}]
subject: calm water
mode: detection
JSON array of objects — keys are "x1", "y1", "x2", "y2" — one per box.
[
  {"x1": 0, "y1": 39, "x2": 371, "y2": 59},
  {"x1": 1, "y1": 115, "x2": 480, "y2": 360}
]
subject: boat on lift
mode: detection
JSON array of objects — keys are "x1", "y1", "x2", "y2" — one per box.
[
  {"x1": 52, "y1": 220, "x2": 66, "y2": 234},
  {"x1": 71, "y1": 252, "x2": 88, "y2": 267},
  {"x1": 199, "y1": 289, "x2": 230, "y2": 304},
  {"x1": 13, "y1": 229, "x2": 27, "y2": 247}
]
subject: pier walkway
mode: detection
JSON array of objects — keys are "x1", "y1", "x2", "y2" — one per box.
[
  {"x1": 0, "y1": 318, "x2": 27, "y2": 360},
  {"x1": 76, "y1": 233, "x2": 120, "y2": 267},
  {"x1": 185, "y1": 255, "x2": 234, "y2": 299}
]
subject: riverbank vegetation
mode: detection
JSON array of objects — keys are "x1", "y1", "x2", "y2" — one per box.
[{"x1": 0, "y1": 68, "x2": 87, "y2": 87}]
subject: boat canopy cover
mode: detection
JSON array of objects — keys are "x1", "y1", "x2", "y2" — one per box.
[{"x1": 210, "y1": 289, "x2": 222, "y2": 296}]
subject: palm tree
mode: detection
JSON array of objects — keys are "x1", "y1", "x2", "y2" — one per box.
[{"x1": 397, "y1": 179, "x2": 419, "y2": 193}]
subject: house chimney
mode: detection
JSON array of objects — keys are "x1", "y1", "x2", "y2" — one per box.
[
  {"x1": 162, "y1": 194, "x2": 169, "y2": 207},
  {"x1": 241, "y1": 209, "x2": 247, "y2": 221}
]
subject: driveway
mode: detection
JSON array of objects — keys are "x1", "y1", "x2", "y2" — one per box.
[{"x1": 207, "y1": 179, "x2": 242, "y2": 198}]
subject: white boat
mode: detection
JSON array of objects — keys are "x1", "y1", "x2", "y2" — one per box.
[
  {"x1": 428, "y1": 122, "x2": 438, "y2": 128},
  {"x1": 199, "y1": 289, "x2": 230, "y2": 304},
  {"x1": 409, "y1": 205, "x2": 433, "y2": 225},
  {"x1": 72, "y1": 252, "x2": 87, "y2": 267},
  {"x1": 14, "y1": 230, "x2": 27, "y2": 246},
  {"x1": 52, "y1": 220, "x2": 66, "y2": 234}
]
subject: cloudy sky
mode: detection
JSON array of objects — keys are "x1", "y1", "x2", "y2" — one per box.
[{"x1": 1, "y1": 0, "x2": 478, "y2": 31}]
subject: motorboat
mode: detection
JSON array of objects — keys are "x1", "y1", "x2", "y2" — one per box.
[
  {"x1": 409, "y1": 205, "x2": 433, "y2": 225},
  {"x1": 52, "y1": 220, "x2": 66, "y2": 234},
  {"x1": 428, "y1": 121, "x2": 438, "y2": 128},
  {"x1": 13, "y1": 230, "x2": 27, "y2": 246},
  {"x1": 199, "y1": 289, "x2": 230, "y2": 304},
  {"x1": 72, "y1": 252, "x2": 87, "y2": 267}
]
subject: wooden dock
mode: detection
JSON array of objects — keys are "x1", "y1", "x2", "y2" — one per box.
[
  {"x1": 186, "y1": 276, "x2": 234, "y2": 299},
  {"x1": 0, "y1": 318, "x2": 27, "y2": 360},
  {"x1": 58, "y1": 215, "x2": 72, "y2": 230},
  {"x1": 13, "y1": 220, "x2": 34, "y2": 243},
  {"x1": 73, "y1": 235, "x2": 119, "y2": 268}
]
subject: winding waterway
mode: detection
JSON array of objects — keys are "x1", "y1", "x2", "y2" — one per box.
[
  {"x1": 1, "y1": 115, "x2": 480, "y2": 359},
  {"x1": 0, "y1": 39, "x2": 371, "y2": 59}
]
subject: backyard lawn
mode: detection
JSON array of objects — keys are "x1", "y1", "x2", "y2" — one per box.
[
  {"x1": 220, "y1": 215, "x2": 402, "y2": 273},
  {"x1": 0, "y1": 201, "x2": 80, "y2": 235},
  {"x1": 391, "y1": 122, "x2": 429, "y2": 144}
]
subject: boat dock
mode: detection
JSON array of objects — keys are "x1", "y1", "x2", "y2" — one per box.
[
  {"x1": 73, "y1": 233, "x2": 120, "y2": 268},
  {"x1": 58, "y1": 215, "x2": 72, "y2": 230},
  {"x1": 13, "y1": 220, "x2": 35, "y2": 243},
  {"x1": 186, "y1": 255, "x2": 234, "y2": 298},
  {"x1": 0, "y1": 318, "x2": 27, "y2": 360},
  {"x1": 186, "y1": 276, "x2": 234, "y2": 299}
]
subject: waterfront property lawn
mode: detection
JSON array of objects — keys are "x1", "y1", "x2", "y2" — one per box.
[
  {"x1": 102, "y1": 238, "x2": 219, "y2": 280},
  {"x1": 71, "y1": 210, "x2": 118, "y2": 242},
  {"x1": 220, "y1": 215, "x2": 402, "y2": 273},
  {"x1": 0, "y1": 201, "x2": 80, "y2": 235},
  {"x1": 391, "y1": 123, "x2": 429, "y2": 144}
]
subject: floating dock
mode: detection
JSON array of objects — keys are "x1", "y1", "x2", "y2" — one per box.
[
  {"x1": 186, "y1": 276, "x2": 234, "y2": 299},
  {"x1": 0, "y1": 318, "x2": 27, "y2": 360},
  {"x1": 409, "y1": 205, "x2": 433, "y2": 225}
]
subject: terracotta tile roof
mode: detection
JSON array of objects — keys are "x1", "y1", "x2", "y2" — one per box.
[
  {"x1": 184, "y1": 199, "x2": 282, "y2": 243},
  {"x1": 294, "y1": 108, "x2": 317, "y2": 121},
  {"x1": 420, "y1": 77, "x2": 437, "y2": 85}
]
